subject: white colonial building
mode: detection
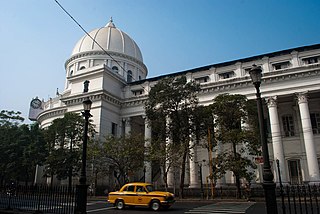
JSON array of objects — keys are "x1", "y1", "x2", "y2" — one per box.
[{"x1": 29, "y1": 19, "x2": 320, "y2": 188}]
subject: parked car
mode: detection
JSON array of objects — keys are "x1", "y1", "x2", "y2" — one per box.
[{"x1": 108, "y1": 182, "x2": 175, "y2": 211}]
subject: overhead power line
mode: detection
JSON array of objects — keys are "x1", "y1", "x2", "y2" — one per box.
[{"x1": 54, "y1": 0, "x2": 148, "y2": 93}]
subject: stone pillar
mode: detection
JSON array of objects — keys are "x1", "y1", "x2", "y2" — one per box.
[
  {"x1": 291, "y1": 51, "x2": 300, "y2": 67},
  {"x1": 189, "y1": 142, "x2": 199, "y2": 188},
  {"x1": 215, "y1": 141, "x2": 225, "y2": 187},
  {"x1": 266, "y1": 96, "x2": 289, "y2": 184},
  {"x1": 166, "y1": 117, "x2": 174, "y2": 188},
  {"x1": 297, "y1": 92, "x2": 320, "y2": 182},
  {"x1": 124, "y1": 117, "x2": 131, "y2": 135},
  {"x1": 166, "y1": 143, "x2": 175, "y2": 187},
  {"x1": 143, "y1": 116, "x2": 152, "y2": 183}
]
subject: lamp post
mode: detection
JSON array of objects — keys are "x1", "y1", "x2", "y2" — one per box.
[
  {"x1": 249, "y1": 65, "x2": 278, "y2": 214},
  {"x1": 75, "y1": 97, "x2": 92, "y2": 214}
]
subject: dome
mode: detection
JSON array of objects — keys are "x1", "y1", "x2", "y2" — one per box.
[{"x1": 71, "y1": 18, "x2": 143, "y2": 62}]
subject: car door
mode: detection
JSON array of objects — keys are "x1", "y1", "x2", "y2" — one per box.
[
  {"x1": 135, "y1": 185, "x2": 148, "y2": 205},
  {"x1": 122, "y1": 185, "x2": 136, "y2": 205}
]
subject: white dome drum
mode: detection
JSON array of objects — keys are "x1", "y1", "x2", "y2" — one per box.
[{"x1": 71, "y1": 19, "x2": 143, "y2": 62}]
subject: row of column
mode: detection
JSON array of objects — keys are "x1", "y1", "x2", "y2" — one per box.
[
  {"x1": 123, "y1": 92, "x2": 320, "y2": 187},
  {"x1": 123, "y1": 117, "x2": 152, "y2": 183},
  {"x1": 267, "y1": 92, "x2": 320, "y2": 183}
]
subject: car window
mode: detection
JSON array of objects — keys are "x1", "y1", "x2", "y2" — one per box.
[
  {"x1": 124, "y1": 185, "x2": 135, "y2": 192},
  {"x1": 136, "y1": 186, "x2": 145, "y2": 192},
  {"x1": 146, "y1": 185, "x2": 154, "y2": 192}
]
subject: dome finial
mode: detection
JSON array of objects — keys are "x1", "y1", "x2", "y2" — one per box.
[{"x1": 106, "y1": 17, "x2": 115, "y2": 28}]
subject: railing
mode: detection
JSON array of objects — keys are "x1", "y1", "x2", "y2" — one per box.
[
  {"x1": 0, "y1": 185, "x2": 76, "y2": 214},
  {"x1": 279, "y1": 184, "x2": 320, "y2": 214}
]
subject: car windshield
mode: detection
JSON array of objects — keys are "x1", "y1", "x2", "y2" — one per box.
[{"x1": 145, "y1": 185, "x2": 154, "y2": 192}]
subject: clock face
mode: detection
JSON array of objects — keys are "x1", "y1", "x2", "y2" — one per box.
[{"x1": 31, "y1": 98, "x2": 42, "y2": 109}]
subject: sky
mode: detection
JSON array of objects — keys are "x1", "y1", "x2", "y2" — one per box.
[{"x1": 0, "y1": 0, "x2": 320, "y2": 124}]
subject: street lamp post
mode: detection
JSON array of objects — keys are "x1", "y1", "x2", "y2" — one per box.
[
  {"x1": 249, "y1": 65, "x2": 278, "y2": 214},
  {"x1": 75, "y1": 97, "x2": 92, "y2": 214}
]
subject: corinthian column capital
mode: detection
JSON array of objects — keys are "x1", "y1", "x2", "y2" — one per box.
[
  {"x1": 266, "y1": 96, "x2": 278, "y2": 108},
  {"x1": 296, "y1": 92, "x2": 309, "y2": 104}
]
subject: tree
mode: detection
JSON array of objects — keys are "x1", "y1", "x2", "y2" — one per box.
[
  {"x1": 193, "y1": 105, "x2": 216, "y2": 198},
  {"x1": 44, "y1": 112, "x2": 94, "y2": 187},
  {"x1": 211, "y1": 94, "x2": 259, "y2": 198},
  {"x1": 145, "y1": 76, "x2": 200, "y2": 197},
  {"x1": 100, "y1": 135, "x2": 145, "y2": 187},
  {"x1": 0, "y1": 110, "x2": 24, "y2": 186},
  {"x1": 0, "y1": 110, "x2": 46, "y2": 186},
  {"x1": 87, "y1": 139, "x2": 112, "y2": 192}
]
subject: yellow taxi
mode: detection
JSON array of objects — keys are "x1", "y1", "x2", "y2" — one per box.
[{"x1": 107, "y1": 182, "x2": 175, "y2": 211}]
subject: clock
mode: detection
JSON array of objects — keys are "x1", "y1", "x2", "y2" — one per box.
[{"x1": 30, "y1": 98, "x2": 42, "y2": 109}]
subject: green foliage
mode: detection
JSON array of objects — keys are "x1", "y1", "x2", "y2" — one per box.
[
  {"x1": 145, "y1": 76, "x2": 200, "y2": 194},
  {"x1": 99, "y1": 135, "x2": 145, "y2": 186},
  {"x1": 0, "y1": 110, "x2": 46, "y2": 186},
  {"x1": 44, "y1": 112, "x2": 94, "y2": 181},
  {"x1": 211, "y1": 94, "x2": 259, "y2": 198}
]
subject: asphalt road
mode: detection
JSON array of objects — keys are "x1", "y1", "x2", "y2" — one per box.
[
  {"x1": 86, "y1": 200, "x2": 258, "y2": 214},
  {"x1": 87, "y1": 200, "x2": 214, "y2": 213}
]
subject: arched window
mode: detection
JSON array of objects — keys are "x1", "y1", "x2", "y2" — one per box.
[
  {"x1": 80, "y1": 66, "x2": 86, "y2": 70},
  {"x1": 127, "y1": 70, "x2": 132, "y2": 83},
  {"x1": 112, "y1": 66, "x2": 119, "y2": 72},
  {"x1": 69, "y1": 70, "x2": 73, "y2": 77}
]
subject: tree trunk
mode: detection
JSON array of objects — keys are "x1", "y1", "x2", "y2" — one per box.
[{"x1": 179, "y1": 146, "x2": 188, "y2": 199}]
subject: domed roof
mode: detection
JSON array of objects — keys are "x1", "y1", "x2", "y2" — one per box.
[{"x1": 71, "y1": 18, "x2": 143, "y2": 62}]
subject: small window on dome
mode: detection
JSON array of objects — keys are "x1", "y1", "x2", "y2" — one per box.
[
  {"x1": 80, "y1": 66, "x2": 86, "y2": 70},
  {"x1": 112, "y1": 66, "x2": 119, "y2": 72},
  {"x1": 139, "y1": 75, "x2": 142, "y2": 80},
  {"x1": 127, "y1": 70, "x2": 133, "y2": 83},
  {"x1": 69, "y1": 70, "x2": 73, "y2": 77}
]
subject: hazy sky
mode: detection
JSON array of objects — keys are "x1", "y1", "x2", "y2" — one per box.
[{"x1": 1, "y1": 0, "x2": 320, "y2": 123}]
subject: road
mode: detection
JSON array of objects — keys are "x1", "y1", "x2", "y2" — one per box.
[{"x1": 86, "y1": 200, "x2": 256, "y2": 214}]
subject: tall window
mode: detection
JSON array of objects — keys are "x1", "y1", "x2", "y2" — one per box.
[
  {"x1": 310, "y1": 113, "x2": 320, "y2": 134},
  {"x1": 112, "y1": 122, "x2": 118, "y2": 136},
  {"x1": 282, "y1": 115, "x2": 295, "y2": 137},
  {"x1": 288, "y1": 159, "x2": 302, "y2": 184}
]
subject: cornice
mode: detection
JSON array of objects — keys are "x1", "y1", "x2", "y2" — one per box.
[
  {"x1": 122, "y1": 95, "x2": 148, "y2": 107},
  {"x1": 65, "y1": 50, "x2": 147, "y2": 71},
  {"x1": 37, "y1": 107, "x2": 67, "y2": 123},
  {"x1": 61, "y1": 90, "x2": 123, "y2": 107},
  {"x1": 199, "y1": 64, "x2": 320, "y2": 94}
]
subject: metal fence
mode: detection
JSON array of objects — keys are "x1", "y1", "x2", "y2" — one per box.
[
  {"x1": 0, "y1": 185, "x2": 76, "y2": 214},
  {"x1": 279, "y1": 184, "x2": 320, "y2": 214}
]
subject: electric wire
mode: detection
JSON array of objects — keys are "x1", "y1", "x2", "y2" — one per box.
[
  {"x1": 54, "y1": 1, "x2": 320, "y2": 140},
  {"x1": 54, "y1": 0, "x2": 148, "y2": 93}
]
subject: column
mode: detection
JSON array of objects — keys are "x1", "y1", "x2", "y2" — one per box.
[
  {"x1": 166, "y1": 117, "x2": 174, "y2": 187},
  {"x1": 215, "y1": 141, "x2": 226, "y2": 187},
  {"x1": 189, "y1": 142, "x2": 199, "y2": 188},
  {"x1": 143, "y1": 116, "x2": 152, "y2": 183},
  {"x1": 297, "y1": 92, "x2": 320, "y2": 182},
  {"x1": 166, "y1": 142, "x2": 175, "y2": 187},
  {"x1": 266, "y1": 96, "x2": 289, "y2": 184},
  {"x1": 124, "y1": 117, "x2": 131, "y2": 135}
]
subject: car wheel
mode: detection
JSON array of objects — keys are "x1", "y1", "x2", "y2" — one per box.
[
  {"x1": 115, "y1": 200, "x2": 125, "y2": 210},
  {"x1": 150, "y1": 200, "x2": 160, "y2": 211}
]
